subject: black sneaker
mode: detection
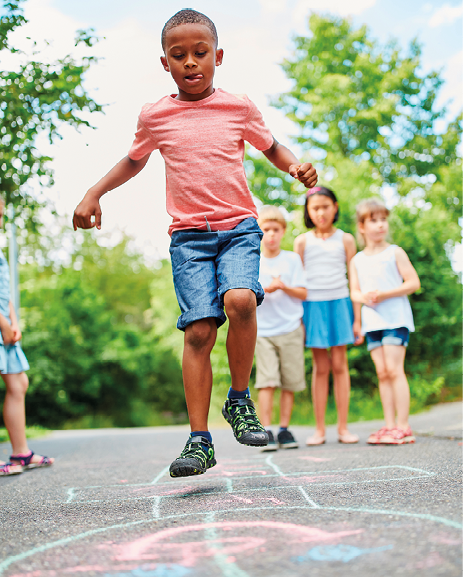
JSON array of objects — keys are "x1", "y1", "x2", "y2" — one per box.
[
  {"x1": 222, "y1": 397, "x2": 269, "y2": 446},
  {"x1": 169, "y1": 435, "x2": 217, "y2": 478},
  {"x1": 277, "y1": 429, "x2": 299, "y2": 449},
  {"x1": 261, "y1": 430, "x2": 278, "y2": 452}
]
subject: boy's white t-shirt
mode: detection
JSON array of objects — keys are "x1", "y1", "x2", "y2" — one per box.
[{"x1": 257, "y1": 250, "x2": 306, "y2": 337}]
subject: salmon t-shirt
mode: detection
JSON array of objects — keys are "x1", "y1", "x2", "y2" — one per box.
[{"x1": 128, "y1": 88, "x2": 274, "y2": 235}]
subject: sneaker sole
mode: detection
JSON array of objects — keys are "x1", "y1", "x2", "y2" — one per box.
[
  {"x1": 222, "y1": 407, "x2": 269, "y2": 447},
  {"x1": 278, "y1": 442, "x2": 299, "y2": 450},
  {"x1": 261, "y1": 444, "x2": 278, "y2": 452},
  {"x1": 169, "y1": 457, "x2": 217, "y2": 478}
]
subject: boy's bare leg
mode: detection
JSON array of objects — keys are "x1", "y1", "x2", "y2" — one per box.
[
  {"x1": 258, "y1": 387, "x2": 274, "y2": 427},
  {"x1": 311, "y1": 348, "x2": 330, "y2": 437},
  {"x1": 224, "y1": 289, "x2": 257, "y2": 391},
  {"x1": 182, "y1": 318, "x2": 217, "y2": 431},
  {"x1": 279, "y1": 390, "x2": 295, "y2": 428}
]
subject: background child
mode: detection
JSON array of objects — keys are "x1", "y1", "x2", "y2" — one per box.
[
  {"x1": 350, "y1": 198, "x2": 420, "y2": 445},
  {"x1": 255, "y1": 206, "x2": 307, "y2": 451},
  {"x1": 294, "y1": 186, "x2": 362, "y2": 445},
  {"x1": 0, "y1": 199, "x2": 53, "y2": 476},
  {"x1": 73, "y1": 9, "x2": 318, "y2": 477}
]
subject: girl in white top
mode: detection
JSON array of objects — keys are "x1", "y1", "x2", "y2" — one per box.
[
  {"x1": 294, "y1": 187, "x2": 362, "y2": 446},
  {"x1": 350, "y1": 199, "x2": 420, "y2": 445}
]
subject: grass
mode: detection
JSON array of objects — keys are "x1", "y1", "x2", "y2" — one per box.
[{"x1": 0, "y1": 425, "x2": 49, "y2": 444}]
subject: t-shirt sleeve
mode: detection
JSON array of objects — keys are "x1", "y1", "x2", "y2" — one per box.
[
  {"x1": 290, "y1": 253, "x2": 307, "y2": 288},
  {"x1": 243, "y1": 97, "x2": 274, "y2": 151},
  {"x1": 128, "y1": 107, "x2": 158, "y2": 160}
]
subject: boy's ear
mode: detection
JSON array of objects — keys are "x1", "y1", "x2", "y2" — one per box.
[
  {"x1": 215, "y1": 48, "x2": 224, "y2": 66},
  {"x1": 160, "y1": 56, "x2": 170, "y2": 72}
]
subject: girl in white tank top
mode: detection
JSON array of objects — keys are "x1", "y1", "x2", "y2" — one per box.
[
  {"x1": 350, "y1": 199, "x2": 421, "y2": 445},
  {"x1": 294, "y1": 187, "x2": 362, "y2": 446}
]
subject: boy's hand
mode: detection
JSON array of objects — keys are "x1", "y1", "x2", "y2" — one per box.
[
  {"x1": 264, "y1": 276, "x2": 286, "y2": 293},
  {"x1": 73, "y1": 194, "x2": 102, "y2": 231},
  {"x1": 289, "y1": 162, "x2": 318, "y2": 189}
]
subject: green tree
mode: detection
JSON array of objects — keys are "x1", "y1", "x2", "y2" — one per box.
[
  {"x1": 245, "y1": 13, "x2": 462, "y2": 406},
  {"x1": 0, "y1": 0, "x2": 102, "y2": 224}
]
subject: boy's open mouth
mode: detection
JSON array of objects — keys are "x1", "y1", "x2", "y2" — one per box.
[{"x1": 184, "y1": 74, "x2": 203, "y2": 82}]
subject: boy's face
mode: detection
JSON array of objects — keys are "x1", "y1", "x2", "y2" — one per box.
[
  {"x1": 261, "y1": 221, "x2": 286, "y2": 252},
  {"x1": 161, "y1": 24, "x2": 223, "y2": 102}
]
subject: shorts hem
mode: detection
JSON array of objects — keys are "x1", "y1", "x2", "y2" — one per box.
[
  {"x1": 177, "y1": 307, "x2": 227, "y2": 331},
  {"x1": 218, "y1": 280, "x2": 264, "y2": 306}
]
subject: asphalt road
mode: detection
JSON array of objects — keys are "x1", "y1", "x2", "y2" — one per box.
[{"x1": 1, "y1": 402, "x2": 461, "y2": 577}]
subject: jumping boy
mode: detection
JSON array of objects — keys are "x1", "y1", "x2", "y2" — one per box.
[
  {"x1": 256, "y1": 206, "x2": 307, "y2": 451},
  {"x1": 73, "y1": 9, "x2": 318, "y2": 477}
]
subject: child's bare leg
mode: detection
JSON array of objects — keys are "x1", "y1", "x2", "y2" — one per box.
[
  {"x1": 370, "y1": 347, "x2": 396, "y2": 429},
  {"x1": 2, "y1": 373, "x2": 29, "y2": 455},
  {"x1": 383, "y1": 345, "x2": 410, "y2": 429},
  {"x1": 182, "y1": 318, "x2": 217, "y2": 431},
  {"x1": 311, "y1": 348, "x2": 330, "y2": 436},
  {"x1": 224, "y1": 289, "x2": 257, "y2": 391},
  {"x1": 258, "y1": 387, "x2": 274, "y2": 428},
  {"x1": 279, "y1": 390, "x2": 294, "y2": 428},
  {"x1": 331, "y1": 345, "x2": 353, "y2": 435}
]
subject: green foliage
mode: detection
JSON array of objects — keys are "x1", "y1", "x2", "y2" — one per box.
[
  {"x1": 0, "y1": 0, "x2": 102, "y2": 225},
  {"x1": 0, "y1": 234, "x2": 187, "y2": 429},
  {"x1": 244, "y1": 13, "x2": 462, "y2": 409}
]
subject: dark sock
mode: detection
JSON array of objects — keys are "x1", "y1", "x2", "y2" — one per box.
[
  {"x1": 279, "y1": 427, "x2": 288, "y2": 432},
  {"x1": 227, "y1": 387, "x2": 250, "y2": 399},
  {"x1": 190, "y1": 430, "x2": 212, "y2": 443}
]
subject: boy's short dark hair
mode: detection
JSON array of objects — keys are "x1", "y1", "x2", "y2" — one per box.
[
  {"x1": 303, "y1": 186, "x2": 339, "y2": 229},
  {"x1": 161, "y1": 9, "x2": 218, "y2": 51}
]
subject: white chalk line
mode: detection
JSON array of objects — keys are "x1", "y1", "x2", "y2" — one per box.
[
  {"x1": 64, "y1": 474, "x2": 437, "y2": 505},
  {"x1": 298, "y1": 486, "x2": 320, "y2": 509},
  {"x1": 65, "y1": 464, "x2": 436, "y2": 500},
  {"x1": 1, "y1": 503, "x2": 460, "y2": 575},
  {"x1": 204, "y1": 512, "x2": 250, "y2": 577},
  {"x1": 152, "y1": 496, "x2": 162, "y2": 519}
]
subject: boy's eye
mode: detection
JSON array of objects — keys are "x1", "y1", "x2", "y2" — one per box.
[
  {"x1": 196, "y1": 52, "x2": 206, "y2": 56},
  {"x1": 172, "y1": 54, "x2": 184, "y2": 59}
]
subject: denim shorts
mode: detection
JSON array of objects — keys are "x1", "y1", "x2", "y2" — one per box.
[
  {"x1": 365, "y1": 327, "x2": 410, "y2": 351},
  {"x1": 169, "y1": 217, "x2": 264, "y2": 331}
]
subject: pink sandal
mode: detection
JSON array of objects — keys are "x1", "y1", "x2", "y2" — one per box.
[
  {"x1": 0, "y1": 462, "x2": 23, "y2": 476},
  {"x1": 367, "y1": 427, "x2": 391, "y2": 445},
  {"x1": 10, "y1": 450, "x2": 54, "y2": 469},
  {"x1": 379, "y1": 427, "x2": 415, "y2": 445}
]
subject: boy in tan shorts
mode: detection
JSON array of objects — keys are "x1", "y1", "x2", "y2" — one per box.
[{"x1": 255, "y1": 206, "x2": 307, "y2": 450}]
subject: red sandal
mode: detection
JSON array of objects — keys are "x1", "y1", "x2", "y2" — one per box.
[
  {"x1": 379, "y1": 427, "x2": 416, "y2": 445},
  {"x1": 367, "y1": 427, "x2": 391, "y2": 445},
  {"x1": 10, "y1": 450, "x2": 54, "y2": 469}
]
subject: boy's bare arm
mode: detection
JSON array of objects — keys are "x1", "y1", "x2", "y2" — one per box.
[
  {"x1": 73, "y1": 154, "x2": 151, "y2": 230},
  {"x1": 263, "y1": 138, "x2": 318, "y2": 189}
]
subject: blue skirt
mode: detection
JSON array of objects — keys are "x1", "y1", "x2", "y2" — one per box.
[
  {"x1": 302, "y1": 297, "x2": 354, "y2": 349},
  {"x1": 0, "y1": 342, "x2": 30, "y2": 374}
]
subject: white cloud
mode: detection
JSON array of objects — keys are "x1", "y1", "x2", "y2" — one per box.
[
  {"x1": 428, "y1": 3, "x2": 463, "y2": 27},
  {"x1": 434, "y1": 49, "x2": 463, "y2": 123}
]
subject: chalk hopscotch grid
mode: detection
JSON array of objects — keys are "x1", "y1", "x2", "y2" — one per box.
[
  {"x1": 1, "y1": 455, "x2": 461, "y2": 577},
  {"x1": 64, "y1": 460, "x2": 437, "y2": 505}
]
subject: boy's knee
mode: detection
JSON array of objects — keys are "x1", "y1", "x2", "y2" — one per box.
[
  {"x1": 224, "y1": 289, "x2": 256, "y2": 323},
  {"x1": 185, "y1": 319, "x2": 217, "y2": 351}
]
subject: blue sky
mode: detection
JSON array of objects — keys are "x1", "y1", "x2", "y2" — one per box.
[{"x1": 7, "y1": 0, "x2": 463, "y2": 258}]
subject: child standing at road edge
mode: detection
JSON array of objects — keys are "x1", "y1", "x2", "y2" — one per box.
[
  {"x1": 255, "y1": 206, "x2": 307, "y2": 451},
  {"x1": 350, "y1": 198, "x2": 420, "y2": 444}
]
